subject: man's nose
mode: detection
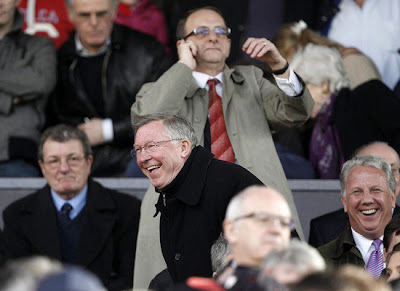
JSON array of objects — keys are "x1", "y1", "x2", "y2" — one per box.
[
  {"x1": 89, "y1": 14, "x2": 98, "y2": 26},
  {"x1": 59, "y1": 159, "x2": 71, "y2": 172},
  {"x1": 136, "y1": 150, "x2": 151, "y2": 164},
  {"x1": 362, "y1": 191, "x2": 375, "y2": 203},
  {"x1": 208, "y1": 29, "x2": 218, "y2": 41}
]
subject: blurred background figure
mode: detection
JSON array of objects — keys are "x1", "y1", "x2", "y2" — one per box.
[
  {"x1": 0, "y1": 256, "x2": 62, "y2": 291},
  {"x1": 258, "y1": 239, "x2": 325, "y2": 288},
  {"x1": 17, "y1": 0, "x2": 74, "y2": 48},
  {"x1": 114, "y1": 0, "x2": 170, "y2": 53},
  {"x1": 0, "y1": 0, "x2": 56, "y2": 177},
  {"x1": 37, "y1": 265, "x2": 106, "y2": 291},
  {"x1": 386, "y1": 243, "x2": 400, "y2": 282},
  {"x1": 274, "y1": 20, "x2": 380, "y2": 90},
  {"x1": 291, "y1": 44, "x2": 400, "y2": 178}
]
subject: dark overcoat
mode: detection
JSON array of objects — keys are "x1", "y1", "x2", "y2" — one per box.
[{"x1": 1, "y1": 179, "x2": 141, "y2": 291}]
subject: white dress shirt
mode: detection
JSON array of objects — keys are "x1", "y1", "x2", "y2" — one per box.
[
  {"x1": 328, "y1": 0, "x2": 400, "y2": 89},
  {"x1": 352, "y1": 228, "x2": 385, "y2": 267}
]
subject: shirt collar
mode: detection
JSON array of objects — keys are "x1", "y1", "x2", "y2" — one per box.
[
  {"x1": 51, "y1": 185, "x2": 88, "y2": 219},
  {"x1": 351, "y1": 227, "x2": 383, "y2": 261},
  {"x1": 192, "y1": 71, "x2": 224, "y2": 89},
  {"x1": 75, "y1": 33, "x2": 111, "y2": 57}
]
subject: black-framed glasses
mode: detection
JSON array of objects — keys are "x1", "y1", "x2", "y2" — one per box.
[
  {"x1": 183, "y1": 26, "x2": 231, "y2": 40},
  {"x1": 43, "y1": 155, "x2": 86, "y2": 170},
  {"x1": 131, "y1": 139, "x2": 182, "y2": 158},
  {"x1": 233, "y1": 212, "x2": 295, "y2": 231}
]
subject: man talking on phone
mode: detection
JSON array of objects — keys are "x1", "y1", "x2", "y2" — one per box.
[{"x1": 131, "y1": 6, "x2": 313, "y2": 288}]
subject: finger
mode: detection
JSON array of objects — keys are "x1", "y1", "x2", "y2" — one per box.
[
  {"x1": 188, "y1": 42, "x2": 197, "y2": 57},
  {"x1": 242, "y1": 37, "x2": 255, "y2": 50},
  {"x1": 244, "y1": 38, "x2": 260, "y2": 54}
]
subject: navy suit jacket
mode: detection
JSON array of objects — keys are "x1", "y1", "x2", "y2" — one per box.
[
  {"x1": 309, "y1": 205, "x2": 400, "y2": 248},
  {"x1": 1, "y1": 179, "x2": 141, "y2": 291}
]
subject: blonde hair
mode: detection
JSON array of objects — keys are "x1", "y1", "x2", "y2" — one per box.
[{"x1": 274, "y1": 21, "x2": 344, "y2": 60}]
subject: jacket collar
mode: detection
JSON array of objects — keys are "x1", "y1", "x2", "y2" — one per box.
[
  {"x1": 156, "y1": 146, "x2": 214, "y2": 206},
  {"x1": 59, "y1": 23, "x2": 124, "y2": 59},
  {"x1": 186, "y1": 65, "x2": 245, "y2": 99},
  {"x1": 331, "y1": 221, "x2": 360, "y2": 259}
]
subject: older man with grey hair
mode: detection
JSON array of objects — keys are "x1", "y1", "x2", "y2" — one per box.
[
  {"x1": 259, "y1": 240, "x2": 325, "y2": 286},
  {"x1": 318, "y1": 155, "x2": 396, "y2": 278},
  {"x1": 48, "y1": 0, "x2": 170, "y2": 177},
  {"x1": 133, "y1": 113, "x2": 262, "y2": 284}
]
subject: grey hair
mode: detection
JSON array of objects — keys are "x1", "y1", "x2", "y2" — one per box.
[
  {"x1": 258, "y1": 239, "x2": 326, "y2": 284},
  {"x1": 38, "y1": 124, "x2": 92, "y2": 161},
  {"x1": 210, "y1": 233, "x2": 232, "y2": 274},
  {"x1": 64, "y1": 0, "x2": 119, "y2": 10},
  {"x1": 0, "y1": 256, "x2": 63, "y2": 291},
  {"x1": 291, "y1": 43, "x2": 350, "y2": 92},
  {"x1": 340, "y1": 155, "x2": 396, "y2": 198},
  {"x1": 134, "y1": 113, "x2": 198, "y2": 149}
]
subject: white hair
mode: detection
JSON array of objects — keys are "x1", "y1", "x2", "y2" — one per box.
[
  {"x1": 291, "y1": 43, "x2": 350, "y2": 92},
  {"x1": 259, "y1": 239, "x2": 326, "y2": 282}
]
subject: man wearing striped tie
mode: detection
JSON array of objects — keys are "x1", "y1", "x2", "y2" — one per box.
[
  {"x1": 131, "y1": 7, "x2": 313, "y2": 288},
  {"x1": 319, "y1": 155, "x2": 396, "y2": 278}
]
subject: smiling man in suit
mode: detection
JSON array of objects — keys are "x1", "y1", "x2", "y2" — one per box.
[
  {"x1": 309, "y1": 141, "x2": 400, "y2": 248},
  {"x1": 1, "y1": 124, "x2": 141, "y2": 291}
]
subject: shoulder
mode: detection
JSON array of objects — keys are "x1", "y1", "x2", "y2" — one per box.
[
  {"x1": 311, "y1": 209, "x2": 346, "y2": 226},
  {"x1": 112, "y1": 23, "x2": 164, "y2": 50},
  {"x1": 208, "y1": 159, "x2": 262, "y2": 186},
  {"x1": 3, "y1": 187, "x2": 48, "y2": 218},
  {"x1": 318, "y1": 236, "x2": 340, "y2": 259},
  {"x1": 88, "y1": 180, "x2": 141, "y2": 212}
]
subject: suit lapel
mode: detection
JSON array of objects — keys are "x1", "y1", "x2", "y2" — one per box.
[
  {"x1": 20, "y1": 186, "x2": 62, "y2": 260},
  {"x1": 76, "y1": 180, "x2": 116, "y2": 266}
]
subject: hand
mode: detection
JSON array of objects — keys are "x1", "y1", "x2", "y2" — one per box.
[
  {"x1": 339, "y1": 46, "x2": 361, "y2": 58},
  {"x1": 242, "y1": 37, "x2": 287, "y2": 71},
  {"x1": 177, "y1": 39, "x2": 197, "y2": 70},
  {"x1": 78, "y1": 118, "x2": 104, "y2": 146}
]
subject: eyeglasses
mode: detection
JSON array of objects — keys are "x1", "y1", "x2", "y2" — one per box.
[
  {"x1": 131, "y1": 139, "x2": 182, "y2": 158},
  {"x1": 76, "y1": 10, "x2": 111, "y2": 22},
  {"x1": 183, "y1": 26, "x2": 231, "y2": 40},
  {"x1": 43, "y1": 155, "x2": 86, "y2": 170},
  {"x1": 233, "y1": 212, "x2": 295, "y2": 231}
]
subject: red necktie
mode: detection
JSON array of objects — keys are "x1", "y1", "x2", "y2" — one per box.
[{"x1": 207, "y1": 79, "x2": 235, "y2": 163}]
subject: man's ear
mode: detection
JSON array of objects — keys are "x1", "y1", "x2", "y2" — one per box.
[
  {"x1": 38, "y1": 160, "x2": 45, "y2": 176},
  {"x1": 223, "y1": 219, "x2": 237, "y2": 245},
  {"x1": 180, "y1": 139, "x2": 192, "y2": 158},
  {"x1": 341, "y1": 196, "x2": 348, "y2": 213}
]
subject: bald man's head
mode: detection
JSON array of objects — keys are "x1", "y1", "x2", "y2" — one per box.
[{"x1": 223, "y1": 186, "x2": 292, "y2": 267}]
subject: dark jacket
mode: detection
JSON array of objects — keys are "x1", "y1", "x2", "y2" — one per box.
[
  {"x1": 156, "y1": 146, "x2": 262, "y2": 283},
  {"x1": 0, "y1": 10, "x2": 56, "y2": 164},
  {"x1": 309, "y1": 205, "x2": 400, "y2": 248},
  {"x1": 49, "y1": 24, "x2": 171, "y2": 176},
  {"x1": 1, "y1": 179, "x2": 141, "y2": 291},
  {"x1": 333, "y1": 80, "x2": 400, "y2": 161},
  {"x1": 318, "y1": 222, "x2": 365, "y2": 268}
]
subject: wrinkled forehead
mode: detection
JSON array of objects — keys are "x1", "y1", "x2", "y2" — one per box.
[
  {"x1": 184, "y1": 8, "x2": 227, "y2": 33},
  {"x1": 241, "y1": 190, "x2": 291, "y2": 218},
  {"x1": 135, "y1": 121, "x2": 169, "y2": 144}
]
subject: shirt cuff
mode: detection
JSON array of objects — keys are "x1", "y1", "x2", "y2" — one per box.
[
  {"x1": 102, "y1": 118, "x2": 114, "y2": 142},
  {"x1": 274, "y1": 67, "x2": 303, "y2": 97}
]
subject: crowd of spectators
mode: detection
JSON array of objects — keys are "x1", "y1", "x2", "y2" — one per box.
[{"x1": 1, "y1": 0, "x2": 400, "y2": 290}]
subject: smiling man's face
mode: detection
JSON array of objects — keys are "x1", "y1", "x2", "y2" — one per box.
[
  {"x1": 134, "y1": 121, "x2": 188, "y2": 190},
  {"x1": 342, "y1": 166, "x2": 395, "y2": 239}
]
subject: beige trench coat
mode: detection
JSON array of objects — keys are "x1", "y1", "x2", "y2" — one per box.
[{"x1": 131, "y1": 62, "x2": 314, "y2": 288}]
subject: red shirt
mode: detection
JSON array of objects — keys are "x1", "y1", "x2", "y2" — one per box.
[{"x1": 18, "y1": 0, "x2": 74, "y2": 49}]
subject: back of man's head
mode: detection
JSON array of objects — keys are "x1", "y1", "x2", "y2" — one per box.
[
  {"x1": 223, "y1": 186, "x2": 292, "y2": 267},
  {"x1": 259, "y1": 239, "x2": 326, "y2": 286}
]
